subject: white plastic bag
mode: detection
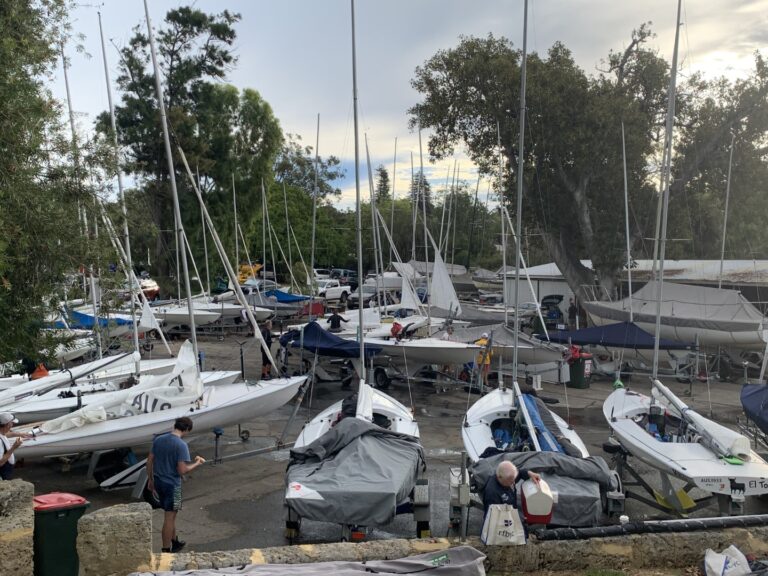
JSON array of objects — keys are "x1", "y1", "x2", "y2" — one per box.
[
  {"x1": 704, "y1": 545, "x2": 751, "y2": 576},
  {"x1": 481, "y1": 504, "x2": 526, "y2": 545}
]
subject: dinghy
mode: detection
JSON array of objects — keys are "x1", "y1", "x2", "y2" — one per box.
[
  {"x1": 604, "y1": 380, "x2": 768, "y2": 512},
  {"x1": 15, "y1": 341, "x2": 305, "y2": 458}
]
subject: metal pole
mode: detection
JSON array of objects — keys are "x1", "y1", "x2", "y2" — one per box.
[
  {"x1": 143, "y1": 0, "x2": 198, "y2": 359},
  {"x1": 512, "y1": 0, "x2": 528, "y2": 381},
  {"x1": 389, "y1": 137, "x2": 397, "y2": 266},
  {"x1": 309, "y1": 113, "x2": 320, "y2": 315},
  {"x1": 652, "y1": 0, "x2": 682, "y2": 380},
  {"x1": 99, "y1": 12, "x2": 140, "y2": 372},
  {"x1": 351, "y1": 0, "x2": 365, "y2": 370},
  {"x1": 718, "y1": 134, "x2": 735, "y2": 289},
  {"x1": 233, "y1": 173, "x2": 239, "y2": 272},
  {"x1": 418, "y1": 126, "x2": 431, "y2": 329},
  {"x1": 621, "y1": 122, "x2": 633, "y2": 323}
]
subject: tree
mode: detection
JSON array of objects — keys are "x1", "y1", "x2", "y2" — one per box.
[
  {"x1": 375, "y1": 165, "x2": 390, "y2": 201},
  {"x1": 273, "y1": 133, "x2": 345, "y2": 198},
  {"x1": 409, "y1": 32, "x2": 667, "y2": 299},
  {"x1": 101, "y1": 7, "x2": 246, "y2": 283},
  {"x1": 0, "y1": 0, "x2": 106, "y2": 362},
  {"x1": 410, "y1": 170, "x2": 432, "y2": 214}
]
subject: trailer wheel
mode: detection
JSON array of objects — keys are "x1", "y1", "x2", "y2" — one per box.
[
  {"x1": 239, "y1": 429, "x2": 250, "y2": 441},
  {"x1": 374, "y1": 368, "x2": 390, "y2": 389}
]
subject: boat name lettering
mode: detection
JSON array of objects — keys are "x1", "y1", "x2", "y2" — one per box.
[
  {"x1": 131, "y1": 393, "x2": 172, "y2": 413},
  {"x1": 749, "y1": 480, "x2": 768, "y2": 489}
]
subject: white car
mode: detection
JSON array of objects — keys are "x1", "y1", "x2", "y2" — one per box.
[
  {"x1": 316, "y1": 279, "x2": 340, "y2": 297},
  {"x1": 323, "y1": 280, "x2": 352, "y2": 302}
]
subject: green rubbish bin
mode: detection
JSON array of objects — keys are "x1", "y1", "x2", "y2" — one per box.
[
  {"x1": 33, "y1": 492, "x2": 90, "y2": 576},
  {"x1": 567, "y1": 348, "x2": 592, "y2": 389}
]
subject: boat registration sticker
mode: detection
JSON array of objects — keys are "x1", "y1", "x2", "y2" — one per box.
[{"x1": 286, "y1": 482, "x2": 324, "y2": 501}]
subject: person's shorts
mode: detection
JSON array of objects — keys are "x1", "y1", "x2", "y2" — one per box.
[
  {"x1": 261, "y1": 352, "x2": 272, "y2": 366},
  {"x1": 155, "y1": 477, "x2": 182, "y2": 512}
]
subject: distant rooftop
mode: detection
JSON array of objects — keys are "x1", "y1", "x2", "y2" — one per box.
[{"x1": 500, "y1": 259, "x2": 768, "y2": 285}]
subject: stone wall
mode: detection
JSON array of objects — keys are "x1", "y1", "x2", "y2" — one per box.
[
  {"x1": 0, "y1": 480, "x2": 35, "y2": 576},
  {"x1": 77, "y1": 502, "x2": 152, "y2": 576}
]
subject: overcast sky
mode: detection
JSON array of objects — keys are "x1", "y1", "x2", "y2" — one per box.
[{"x1": 54, "y1": 0, "x2": 768, "y2": 209}]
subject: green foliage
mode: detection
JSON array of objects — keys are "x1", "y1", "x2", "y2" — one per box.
[
  {"x1": 0, "y1": 0, "x2": 108, "y2": 362},
  {"x1": 274, "y1": 134, "x2": 345, "y2": 198},
  {"x1": 375, "y1": 165, "x2": 391, "y2": 201}
]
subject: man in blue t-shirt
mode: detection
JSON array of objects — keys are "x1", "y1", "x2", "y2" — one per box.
[{"x1": 147, "y1": 417, "x2": 205, "y2": 553}]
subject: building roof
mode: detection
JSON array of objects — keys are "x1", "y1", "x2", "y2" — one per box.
[{"x1": 500, "y1": 259, "x2": 768, "y2": 285}]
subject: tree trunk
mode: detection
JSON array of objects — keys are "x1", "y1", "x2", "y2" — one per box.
[{"x1": 540, "y1": 231, "x2": 595, "y2": 302}]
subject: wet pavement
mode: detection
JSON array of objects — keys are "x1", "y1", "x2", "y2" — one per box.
[{"x1": 14, "y1": 334, "x2": 768, "y2": 552}]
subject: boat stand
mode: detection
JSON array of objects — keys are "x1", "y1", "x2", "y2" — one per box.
[{"x1": 604, "y1": 442, "x2": 714, "y2": 516}]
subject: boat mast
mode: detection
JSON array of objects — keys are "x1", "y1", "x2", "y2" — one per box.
[
  {"x1": 233, "y1": 173, "x2": 239, "y2": 273},
  {"x1": 512, "y1": 0, "x2": 528, "y2": 381},
  {"x1": 389, "y1": 137, "x2": 397, "y2": 267},
  {"x1": 418, "y1": 127, "x2": 431, "y2": 328},
  {"x1": 652, "y1": 0, "x2": 683, "y2": 380},
  {"x1": 262, "y1": 178, "x2": 267, "y2": 287},
  {"x1": 351, "y1": 0, "x2": 365, "y2": 370},
  {"x1": 410, "y1": 152, "x2": 416, "y2": 262},
  {"x1": 621, "y1": 121, "x2": 633, "y2": 323},
  {"x1": 718, "y1": 134, "x2": 735, "y2": 289},
  {"x1": 143, "y1": 0, "x2": 198, "y2": 359},
  {"x1": 309, "y1": 113, "x2": 320, "y2": 313},
  {"x1": 98, "y1": 11, "x2": 140, "y2": 373}
]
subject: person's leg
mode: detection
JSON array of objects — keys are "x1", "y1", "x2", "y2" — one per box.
[{"x1": 161, "y1": 510, "x2": 177, "y2": 550}]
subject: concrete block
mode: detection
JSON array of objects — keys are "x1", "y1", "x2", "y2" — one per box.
[
  {"x1": 77, "y1": 503, "x2": 152, "y2": 576},
  {"x1": 0, "y1": 480, "x2": 34, "y2": 576}
]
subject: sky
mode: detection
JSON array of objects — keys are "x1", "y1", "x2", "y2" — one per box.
[{"x1": 53, "y1": 0, "x2": 768, "y2": 210}]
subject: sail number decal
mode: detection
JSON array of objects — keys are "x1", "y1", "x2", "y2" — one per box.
[{"x1": 131, "y1": 393, "x2": 172, "y2": 413}]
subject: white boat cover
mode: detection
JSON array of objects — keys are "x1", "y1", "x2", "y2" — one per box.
[
  {"x1": 40, "y1": 341, "x2": 202, "y2": 434},
  {"x1": 586, "y1": 281, "x2": 765, "y2": 333},
  {"x1": 286, "y1": 417, "x2": 425, "y2": 527},
  {"x1": 470, "y1": 451, "x2": 614, "y2": 527},
  {"x1": 128, "y1": 546, "x2": 486, "y2": 576}
]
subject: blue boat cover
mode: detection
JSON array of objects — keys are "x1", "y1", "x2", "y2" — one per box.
[
  {"x1": 741, "y1": 383, "x2": 768, "y2": 435},
  {"x1": 265, "y1": 289, "x2": 310, "y2": 303},
  {"x1": 289, "y1": 321, "x2": 381, "y2": 359},
  {"x1": 538, "y1": 321, "x2": 693, "y2": 350},
  {"x1": 520, "y1": 394, "x2": 564, "y2": 453},
  {"x1": 64, "y1": 309, "x2": 133, "y2": 330}
]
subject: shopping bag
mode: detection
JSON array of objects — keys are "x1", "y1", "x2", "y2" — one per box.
[
  {"x1": 704, "y1": 545, "x2": 750, "y2": 576},
  {"x1": 481, "y1": 504, "x2": 526, "y2": 545}
]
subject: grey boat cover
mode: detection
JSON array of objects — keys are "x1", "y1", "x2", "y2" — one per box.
[
  {"x1": 128, "y1": 546, "x2": 486, "y2": 576},
  {"x1": 470, "y1": 451, "x2": 613, "y2": 527},
  {"x1": 286, "y1": 417, "x2": 425, "y2": 526}
]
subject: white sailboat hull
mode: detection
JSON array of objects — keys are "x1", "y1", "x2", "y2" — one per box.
[
  {"x1": 7, "y1": 370, "x2": 242, "y2": 424},
  {"x1": 462, "y1": 387, "x2": 588, "y2": 463},
  {"x1": 366, "y1": 337, "x2": 481, "y2": 368},
  {"x1": 604, "y1": 387, "x2": 768, "y2": 497},
  {"x1": 294, "y1": 382, "x2": 419, "y2": 448},
  {"x1": 151, "y1": 305, "x2": 221, "y2": 328},
  {"x1": 16, "y1": 376, "x2": 305, "y2": 458}
]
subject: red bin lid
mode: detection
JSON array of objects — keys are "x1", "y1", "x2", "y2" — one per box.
[{"x1": 34, "y1": 492, "x2": 88, "y2": 511}]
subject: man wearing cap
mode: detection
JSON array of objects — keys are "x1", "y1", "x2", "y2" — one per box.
[{"x1": 0, "y1": 412, "x2": 26, "y2": 480}]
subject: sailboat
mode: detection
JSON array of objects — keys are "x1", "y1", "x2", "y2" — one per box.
[
  {"x1": 283, "y1": 1, "x2": 428, "y2": 541},
  {"x1": 603, "y1": 0, "x2": 768, "y2": 516}
]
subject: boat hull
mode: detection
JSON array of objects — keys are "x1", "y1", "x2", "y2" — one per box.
[
  {"x1": 604, "y1": 387, "x2": 768, "y2": 497},
  {"x1": 16, "y1": 376, "x2": 305, "y2": 458}
]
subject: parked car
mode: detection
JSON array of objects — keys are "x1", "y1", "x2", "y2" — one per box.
[
  {"x1": 314, "y1": 268, "x2": 332, "y2": 280},
  {"x1": 347, "y1": 285, "x2": 398, "y2": 309},
  {"x1": 331, "y1": 268, "x2": 358, "y2": 288},
  {"x1": 316, "y1": 278, "x2": 340, "y2": 297},
  {"x1": 324, "y1": 281, "x2": 352, "y2": 303}
]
